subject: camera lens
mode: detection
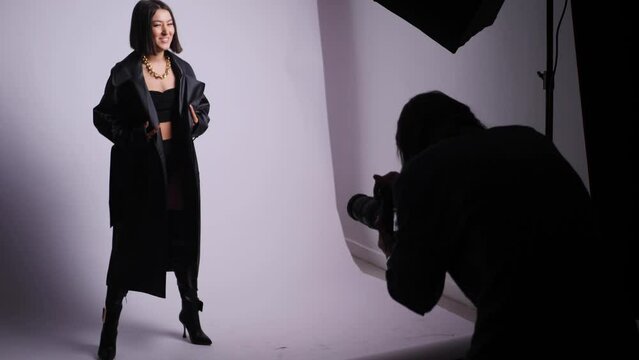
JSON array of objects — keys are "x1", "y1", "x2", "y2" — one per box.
[{"x1": 347, "y1": 194, "x2": 381, "y2": 230}]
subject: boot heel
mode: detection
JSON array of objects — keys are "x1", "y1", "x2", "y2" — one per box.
[
  {"x1": 178, "y1": 299, "x2": 212, "y2": 345},
  {"x1": 175, "y1": 268, "x2": 212, "y2": 345}
]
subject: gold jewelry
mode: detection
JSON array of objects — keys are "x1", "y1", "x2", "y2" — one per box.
[{"x1": 142, "y1": 55, "x2": 171, "y2": 79}]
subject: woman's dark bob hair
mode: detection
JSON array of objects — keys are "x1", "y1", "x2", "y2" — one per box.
[{"x1": 130, "y1": 0, "x2": 182, "y2": 55}]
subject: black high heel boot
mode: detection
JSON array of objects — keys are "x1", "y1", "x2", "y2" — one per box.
[
  {"x1": 176, "y1": 268, "x2": 212, "y2": 345},
  {"x1": 98, "y1": 287, "x2": 127, "y2": 360},
  {"x1": 179, "y1": 295, "x2": 212, "y2": 345}
]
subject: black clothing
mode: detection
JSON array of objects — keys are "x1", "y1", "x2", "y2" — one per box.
[
  {"x1": 98, "y1": 286, "x2": 127, "y2": 360},
  {"x1": 94, "y1": 51, "x2": 209, "y2": 298},
  {"x1": 387, "y1": 126, "x2": 638, "y2": 359},
  {"x1": 150, "y1": 84, "x2": 187, "y2": 212},
  {"x1": 167, "y1": 210, "x2": 194, "y2": 271},
  {"x1": 150, "y1": 88, "x2": 177, "y2": 123},
  {"x1": 175, "y1": 265, "x2": 212, "y2": 345}
]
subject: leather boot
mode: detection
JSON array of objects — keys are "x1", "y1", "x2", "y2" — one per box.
[
  {"x1": 98, "y1": 287, "x2": 127, "y2": 360},
  {"x1": 176, "y1": 267, "x2": 212, "y2": 345}
]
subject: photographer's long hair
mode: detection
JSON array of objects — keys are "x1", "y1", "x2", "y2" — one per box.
[{"x1": 396, "y1": 91, "x2": 486, "y2": 165}]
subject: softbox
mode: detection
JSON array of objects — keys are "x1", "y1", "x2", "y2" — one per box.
[{"x1": 374, "y1": 0, "x2": 505, "y2": 53}]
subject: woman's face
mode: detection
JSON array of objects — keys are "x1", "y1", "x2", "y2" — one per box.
[{"x1": 151, "y1": 9, "x2": 174, "y2": 53}]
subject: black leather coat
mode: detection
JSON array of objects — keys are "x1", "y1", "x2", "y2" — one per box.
[{"x1": 94, "y1": 51, "x2": 210, "y2": 297}]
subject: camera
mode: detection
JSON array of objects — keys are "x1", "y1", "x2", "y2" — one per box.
[
  {"x1": 347, "y1": 175, "x2": 395, "y2": 232},
  {"x1": 347, "y1": 194, "x2": 382, "y2": 230},
  {"x1": 347, "y1": 172, "x2": 398, "y2": 233}
]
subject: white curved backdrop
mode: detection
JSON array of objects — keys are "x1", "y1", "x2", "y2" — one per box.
[{"x1": 0, "y1": 1, "x2": 473, "y2": 359}]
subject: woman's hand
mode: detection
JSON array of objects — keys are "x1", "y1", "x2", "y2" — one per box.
[
  {"x1": 189, "y1": 104, "x2": 199, "y2": 127},
  {"x1": 144, "y1": 121, "x2": 159, "y2": 141}
]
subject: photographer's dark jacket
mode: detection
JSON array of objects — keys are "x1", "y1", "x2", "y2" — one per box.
[
  {"x1": 387, "y1": 126, "x2": 638, "y2": 359},
  {"x1": 94, "y1": 51, "x2": 210, "y2": 298}
]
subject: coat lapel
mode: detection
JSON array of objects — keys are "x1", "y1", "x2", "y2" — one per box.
[
  {"x1": 172, "y1": 57, "x2": 206, "y2": 130},
  {"x1": 114, "y1": 51, "x2": 201, "y2": 187},
  {"x1": 171, "y1": 56, "x2": 186, "y2": 118},
  {"x1": 119, "y1": 52, "x2": 168, "y2": 185},
  {"x1": 168, "y1": 55, "x2": 204, "y2": 132}
]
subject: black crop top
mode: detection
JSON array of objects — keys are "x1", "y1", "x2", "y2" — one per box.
[{"x1": 150, "y1": 88, "x2": 177, "y2": 123}]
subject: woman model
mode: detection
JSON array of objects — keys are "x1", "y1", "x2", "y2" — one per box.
[{"x1": 93, "y1": 1, "x2": 211, "y2": 359}]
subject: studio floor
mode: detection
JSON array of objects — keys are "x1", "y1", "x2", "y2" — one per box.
[{"x1": 0, "y1": 259, "x2": 473, "y2": 360}]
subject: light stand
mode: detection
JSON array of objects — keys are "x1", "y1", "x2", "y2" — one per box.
[{"x1": 537, "y1": 0, "x2": 554, "y2": 140}]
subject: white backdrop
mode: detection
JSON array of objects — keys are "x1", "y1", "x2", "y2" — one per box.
[
  {"x1": 0, "y1": 0, "x2": 355, "y2": 323},
  {"x1": 0, "y1": 1, "x2": 473, "y2": 359}
]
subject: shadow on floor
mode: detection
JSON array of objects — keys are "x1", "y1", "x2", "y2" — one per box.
[
  {"x1": 59, "y1": 319, "x2": 182, "y2": 360},
  {"x1": 348, "y1": 335, "x2": 471, "y2": 360}
]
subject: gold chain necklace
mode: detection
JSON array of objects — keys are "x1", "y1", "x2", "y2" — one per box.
[{"x1": 142, "y1": 55, "x2": 171, "y2": 79}]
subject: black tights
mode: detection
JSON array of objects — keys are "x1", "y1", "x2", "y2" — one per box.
[
  {"x1": 174, "y1": 265, "x2": 198, "y2": 301},
  {"x1": 105, "y1": 286, "x2": 127, "y2": 308}
]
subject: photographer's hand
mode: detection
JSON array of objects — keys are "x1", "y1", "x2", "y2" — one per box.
[
  {"x1": 372, "y1": 171, "x2": 399, "y2": 259},
  {"x1": 373, "y1": 171, "x2": 399, "y2": 199},
  {"x1": 373, "y1": 170, "x2": 399, "y2": 233},
  {"x1": 377, "y1": 230, "x2": 394, "y2": 259}
]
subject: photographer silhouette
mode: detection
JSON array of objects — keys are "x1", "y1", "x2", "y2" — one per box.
[{"x1": 351, "y1": 91, "x2": 638, "y2": 359}]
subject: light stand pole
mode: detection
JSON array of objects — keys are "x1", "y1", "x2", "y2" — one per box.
[{"x1": 538, "y1": 0, "x2": 554, "y2": 140}]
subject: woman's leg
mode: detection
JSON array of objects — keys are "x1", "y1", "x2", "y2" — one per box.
[
  {"x1": 98, "y1": 286, "x2": 128, "y2": 360},
  {"x1": 175, "y1": 264, "x2": 212, "y2": 345},
  {"x1": 170, "y1": 211, "x2": 212, "y2": 346}
]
